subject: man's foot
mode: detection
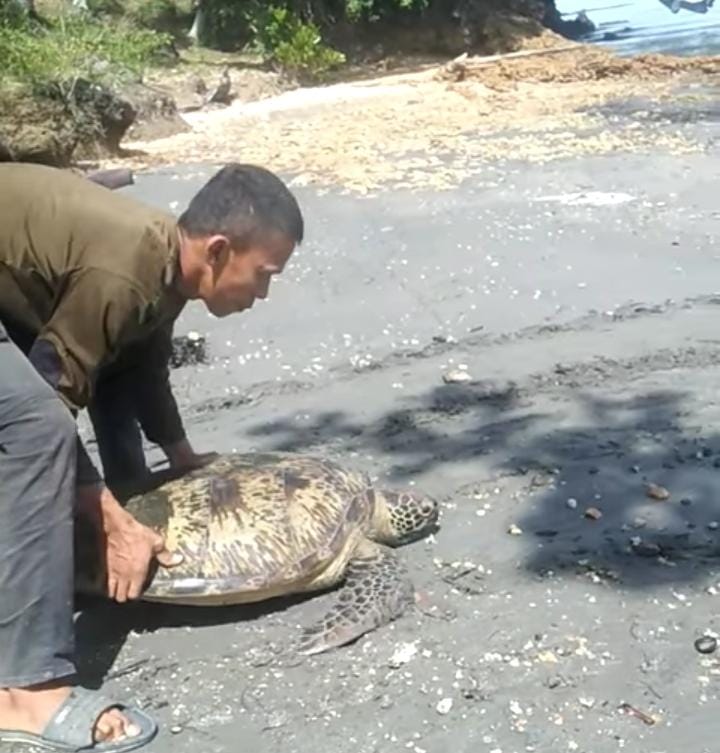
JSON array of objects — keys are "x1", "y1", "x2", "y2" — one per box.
[{"x1": 0, "y1": 681, "x2": 140, "y2": 742}]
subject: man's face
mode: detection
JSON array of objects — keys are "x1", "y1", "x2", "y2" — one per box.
[{"x1": 201, "y1": 231, "x2": 295, "y2": 317}]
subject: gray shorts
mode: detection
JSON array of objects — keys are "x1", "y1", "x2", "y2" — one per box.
[{"x1": 0, "y1": 322, "x2": 78, "y2": 687}]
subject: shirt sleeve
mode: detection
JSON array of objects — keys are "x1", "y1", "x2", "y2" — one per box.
[
  {"x1": 130, "y1": 321, "x2": 187, "y2": 448},
  {"x1": 31, "y1": 268, "x2": 153, "y2": 412}
]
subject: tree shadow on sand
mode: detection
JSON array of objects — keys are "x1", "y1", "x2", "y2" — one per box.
[
  {"x1": 246, "y1": 380, "x2": 539, "y2": 479},
  {"x1": 505, "y1": 389, "x2": 720, "y2": 590},
  {"x1": 244, "y1": 381, "x2": 720, "y2": 590}
]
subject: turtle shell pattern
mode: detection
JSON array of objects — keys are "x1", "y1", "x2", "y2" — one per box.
[{"x1": 125, "y1": 452, "x2": 375, "y2": 602}]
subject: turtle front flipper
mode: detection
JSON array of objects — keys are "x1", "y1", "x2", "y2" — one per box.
[{"x1": 296, "y1": 538, "x2": 415, "y2": 655}]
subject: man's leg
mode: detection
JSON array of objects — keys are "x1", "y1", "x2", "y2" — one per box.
[
  {"x1": 0, "y1": 327, "x2": 134, "y2": 742},
  {"x1": 88, "y1": 370, "x2": 149, "y2": 499},
  {"x1": 0, "y1": 331, "x2": 76, "y2": 690}
]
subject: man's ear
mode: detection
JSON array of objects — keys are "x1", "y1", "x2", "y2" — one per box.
[{"x1": 206, "y1": 235, "x2": 231, "y2": 266}]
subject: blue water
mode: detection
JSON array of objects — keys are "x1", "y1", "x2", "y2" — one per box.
[{"x1": 556, "y1": 0, "x2": 720, "y2": 55}]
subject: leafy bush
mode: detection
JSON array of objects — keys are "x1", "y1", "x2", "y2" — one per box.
[
  {"x1": 248, "y1": 6, "x2": 345, "y2": 76},
  {"x1": 0, "y1": 0, "x2": 34, "y2": 27},
  {"x1": 0, "y1": 12, "x2": 172, "y2": 85},
  {"x1": 342, "y1": 0, "x2": 429, "y2": 21}
]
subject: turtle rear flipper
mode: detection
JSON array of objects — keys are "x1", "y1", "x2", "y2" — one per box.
[{"x1": 296, "y1": 539, "x2": 415, "y2": 655}]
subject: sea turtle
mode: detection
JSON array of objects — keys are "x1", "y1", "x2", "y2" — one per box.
[{"x1": 75, "y1": 452, "x2": 439, "y2": 654}]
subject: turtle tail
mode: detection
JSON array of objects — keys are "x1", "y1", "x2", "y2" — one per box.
[{"x1": 295, "y1": 539, "x2": 415, "y2": 655}]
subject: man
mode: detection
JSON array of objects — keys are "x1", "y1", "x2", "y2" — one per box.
[{"x1": 0, "y1": 162, "x2": 303, "y2": 750}]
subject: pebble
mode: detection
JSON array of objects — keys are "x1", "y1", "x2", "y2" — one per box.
[
  {"x1": 646, "y1": 483, "x2": 670, "y2": 501},
  {"x1": 632, "y1": 540, "x2": 661, "y2": 557},
  {"x1": 436, "y1": 698, "x2": 453, "y2": 715},
  {"x1": 681, "y1": 498, "x2": 693, "y2": 506},
  {"x1": 566, "y1": 497, "x2": 578, "y2": 510},
  {"x1": 710, "y1": 522, "x2": 719, "y2": 531},
  {"x1": 388, "y1": 642, "x2": 418, "y2": 668},
  {"x1": 170, "y1": 726, "x2": 183, "y2": 735},
  {"x1": 695, "y1": 636, "x2": 718, "y2": 654},
  {"x1": 443, "y1": 369, "x2": 472, "y2": 384},
  {"x1": 584, "y1": 507, "x2": 603, "y2": 521},
  {"x1": 508, "y1": 524, "x2": 523, "y2": 535}
]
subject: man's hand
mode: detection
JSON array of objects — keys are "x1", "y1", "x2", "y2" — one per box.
[
  {"x1": 77, "y1": 484, "x2": 183, "y2": 602},
  {"x1": 163, "y1": 437, "x2": 218, "y2": 471}
]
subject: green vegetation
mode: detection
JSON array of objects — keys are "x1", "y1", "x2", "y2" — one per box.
[
  {"x1": 0, "y1": 0, "x2": 551, "y2": 165},
  {"x1": 0, "y1": 2, "x2": 173, "y2": 87},
  {"x1": 0, "y1": 0, "x2": 454, "y2": 85},
  {"x1": 245, "y1": 6, "x2": 346, "y2": 76}
]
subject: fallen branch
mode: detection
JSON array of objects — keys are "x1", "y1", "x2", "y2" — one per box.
[{"x1": 449, "y1": 43, "x2": 580, "y2": 69}]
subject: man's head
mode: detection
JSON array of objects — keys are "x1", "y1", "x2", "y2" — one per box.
[{"x1": 177, "y1": 163, "x2": 304, "y2": 317}]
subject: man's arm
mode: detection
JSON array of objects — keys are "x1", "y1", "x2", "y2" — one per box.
[
  {"x1": 26, "y1": 267, "x2": 182, "y2": 599},
  {"x1": 128, "y1": 322, "x2": 216, "y2": 470}
]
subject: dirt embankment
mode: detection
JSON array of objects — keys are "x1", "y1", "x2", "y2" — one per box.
[
  {"x1": 0, "y1": 1, "x2": 591, "y2": 169},
  {"x1": 108, "y1": 37, "x2": 720, "y2": 194}
]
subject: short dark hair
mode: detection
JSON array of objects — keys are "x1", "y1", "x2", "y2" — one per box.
[{"x1": 178, "y1": 163, "x2": 304, "y2": 246}]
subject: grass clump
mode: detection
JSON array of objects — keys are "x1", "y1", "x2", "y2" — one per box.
[
  {"x1": 0, "y1": 6, "x2": 173, "y2": 87},
  {"x1": 247, "y1": 5, "x2": 346, "y2": 78}
]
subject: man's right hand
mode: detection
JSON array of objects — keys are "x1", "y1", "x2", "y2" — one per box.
[{"x1": 77, "y1": 483, "x2": 183, "y2": 602}]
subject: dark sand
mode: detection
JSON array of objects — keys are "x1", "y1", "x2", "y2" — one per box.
[{"x1": 23, "y1": 81, "x2": 720, "y2": 753}]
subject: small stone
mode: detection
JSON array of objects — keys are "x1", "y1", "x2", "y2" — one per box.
[
  {"x1": 508, "y1": 523, "x2": 523, "y2": 535},
  {"x1": 630, "y1": 465, "x2": 641, "y2": 474},
  {"x1": 579, "y1": 696, "x2": 596, "y2": 709},
  {"x1": 170, "y1": 726, "x2": 183, "y2": 735},
  {"x1": 709, "y1": 522, "x2": 719, "y2": 531},
  {"x1": 695, "y1": 636, "x2": 718, "y2": 654},
  {"x1": 170, "y1": 331, "x2": 208, "y2": 368},
  {"x1": 632, "y1": 541, "x2": 661, "y2": 557},
  {"x1": 388, "y1": 641, "x2": 418, "y2": 668},
  {"x1": 443, "y1": 369, "x2": 472, "y2": 385},
  {"x1": 646, "y1": 483, "x2": 670, "y2": 501},
  {"x1": 566, "y1": 498, "x2": 578, "y2": 509},
  {"x1": 379, "y1": 694, "x2": 394, "y2": 709},
  {"x1": 632, "y1": 517, "x2": 647, "y2": 529},
  {"x1": 584, "y1": 507, "x2": 602, "y2": 521},
  {"x1": 436, "y1": 698, "x2": 453, "y2": 715},
  {"x1": 681, "y1": 498, "x2": 693, "y2": 506},
  {"x1": 537, "y1": 651, "x2": 559, "y2": 664}
]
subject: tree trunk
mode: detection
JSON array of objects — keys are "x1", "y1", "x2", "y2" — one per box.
[{"x1": 188, "y1": 0, "x2": 205, "y2": 43}]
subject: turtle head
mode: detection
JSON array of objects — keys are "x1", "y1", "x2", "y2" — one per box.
[{"x1": 370, "y1": 489, "x2": 439, "y2": 545}]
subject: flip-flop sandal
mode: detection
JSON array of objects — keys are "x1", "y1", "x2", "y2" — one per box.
[{"x1": 0, "y1": 687, "x2": 158, "y2": 752}]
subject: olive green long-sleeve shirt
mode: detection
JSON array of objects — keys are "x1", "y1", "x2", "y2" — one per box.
[{"x1": 0, "y1": 163, "x2": 188, "y2": 483}]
